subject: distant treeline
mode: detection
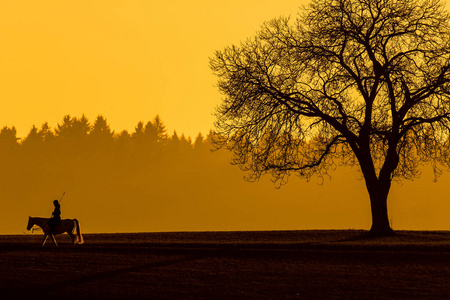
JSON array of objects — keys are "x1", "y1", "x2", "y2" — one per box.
[
  {"x1": 0, "y1": 115, "x2": 215, "y2": 197},
  {"x1": 0, "y1": 114, "x2": 215, "y2": 186},
  {"x1": 0, "y1": 114, "x2": 209, "y2": 155}
]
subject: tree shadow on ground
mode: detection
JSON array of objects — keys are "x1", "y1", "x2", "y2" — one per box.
[{"x1": 338, "y1": 230, "x2": 400, "y2": 242}]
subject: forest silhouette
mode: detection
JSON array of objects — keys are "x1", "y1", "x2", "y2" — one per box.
[{"x1": 0, "y1": 115, "x2": 449, "y2": 234}]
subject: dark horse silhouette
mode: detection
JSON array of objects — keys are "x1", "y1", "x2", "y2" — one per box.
[{"x1": 27, "y1": 216, "x2": 84, "y2": 246}]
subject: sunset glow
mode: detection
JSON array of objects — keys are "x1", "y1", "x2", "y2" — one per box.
[{"x1": 0, "y1": 0, "x2": 304, "y2": 139}]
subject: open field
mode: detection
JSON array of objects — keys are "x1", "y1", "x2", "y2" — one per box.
[{"x1": 0, "y1": 230, "x2": 449, "y2": 299}]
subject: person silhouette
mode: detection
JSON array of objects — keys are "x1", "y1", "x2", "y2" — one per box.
[{"x1": 48, "y1": 200, "x2": 61, "y2": 234}]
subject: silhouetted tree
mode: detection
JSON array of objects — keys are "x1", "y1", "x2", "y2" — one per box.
[
  {"x1": 132, "y1": 121, "x2": 145, "y2": 145},
  {"x1": 210, "y1": 0, "x2": 450, "y2": 235},
  {"x1": 21, "y1": 125, "x2": 42, "y2": 148},
  {"x1": 180, "y1": 134, "x2": 192, "y2": 148},
  {"x1": 114, "y1": 130, "x2": 132, "y2": 161},
  {"x1": 55, "y1": 115, "x2": 91, "y2": 141},
  {"x1": 171, "y1": 131, "x2": 180, "y2": 144},
  {"x1": 116, "y1": 130, "x2": 131, "y2": 145},
  {"x1": 0, "y1": 126, "x2": 19, "y2": 154},
  {"x1": 85, "y1": 115, "x2": 114, "y2": 168},
  {"x1": 167, "y1": 130, "x2": 191, "y2": 158},
  {"x1": 147, "y1": 115, "x2": 168, "y2": 143},
  {"x1": 22, "y1": 123, "x2": 54, "y2": 148},
  {"x1": 90, "y1": 115, "x2": 114, "y2": 140},
  {"x1": 194, "y1": 133, "x2": 206, "y2": 151},
  {"x1": 39, "y1": 122, "x2": 55, "y2": 144}
]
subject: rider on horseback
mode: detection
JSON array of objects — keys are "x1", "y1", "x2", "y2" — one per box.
[{"x1": 48, "y1": 200, "x2": 61, "y2": 234}]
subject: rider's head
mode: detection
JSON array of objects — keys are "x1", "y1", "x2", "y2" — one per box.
[{"x1": 53, "y1": 200, "x2": 59, "y2": 206}]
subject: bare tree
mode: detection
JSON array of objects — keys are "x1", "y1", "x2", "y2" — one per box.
[{"x1": 210, "y1": 0, "x2": 450, "y2": 235}]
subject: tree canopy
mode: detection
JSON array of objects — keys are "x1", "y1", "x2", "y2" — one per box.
[{"x1": 210, "y1": 0, "x2": 450, "y2": 235}]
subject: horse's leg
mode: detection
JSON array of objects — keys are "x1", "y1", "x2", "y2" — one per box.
[
  {"x1": 68, "y1": 231, "x2": 76, "y2": 245},
  {"x1": 50, "y1": 234, "x2": 58, "y2": 247},
  {"x1": 42, "y1": 234, "x2": 48, "y2": 246}
]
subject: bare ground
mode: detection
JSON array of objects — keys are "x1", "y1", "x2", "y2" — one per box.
[{"x1": 0, "y1": 230, "x2": 449, "y2": 299}]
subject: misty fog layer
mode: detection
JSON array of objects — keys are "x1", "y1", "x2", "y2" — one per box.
[{"x1": 1, "y1": 115, "x2": 448, "y2": 234}]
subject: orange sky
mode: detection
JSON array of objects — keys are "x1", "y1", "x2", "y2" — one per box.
[{"x1": 0, "y1": 0, "x2": 306, "y2": 139}]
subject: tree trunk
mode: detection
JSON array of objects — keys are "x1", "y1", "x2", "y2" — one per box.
[
  {"x1": 367, "y1": 182, "x2": 395, "y2": 236},
  {"x1": 353, "y1": 144, "x2": 397, "y2": 236}
]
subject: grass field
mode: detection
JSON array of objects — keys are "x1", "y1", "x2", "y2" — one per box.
[{"x1": 0, "y1": 230, "x2": 449, "y2": 299}]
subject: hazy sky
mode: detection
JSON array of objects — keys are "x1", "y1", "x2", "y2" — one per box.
[{"x1": 0, "y1": 0, "x2": 308, "y2": 139}]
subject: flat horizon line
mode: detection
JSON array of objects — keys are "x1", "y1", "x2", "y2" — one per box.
[{"x1": 6, "y1": 228, "x2": 450, "y2": 236}]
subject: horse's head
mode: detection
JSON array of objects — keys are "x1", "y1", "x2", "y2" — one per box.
[{"x1": 26, "y1": 217, "x2": 33, "y2": 230}]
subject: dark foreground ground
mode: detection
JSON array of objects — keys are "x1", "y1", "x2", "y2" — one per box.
[{"x1": 0, "y1": 230, "x2": 449, "y2": 299}]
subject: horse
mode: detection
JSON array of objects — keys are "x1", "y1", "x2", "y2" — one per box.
[{"x1": 27, "y1": 216, "x2": 84, "y2": 246}]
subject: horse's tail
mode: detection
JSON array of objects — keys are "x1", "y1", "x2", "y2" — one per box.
[{"x1": 74, "y1": 219, "x2": 84, "y2": 244}]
